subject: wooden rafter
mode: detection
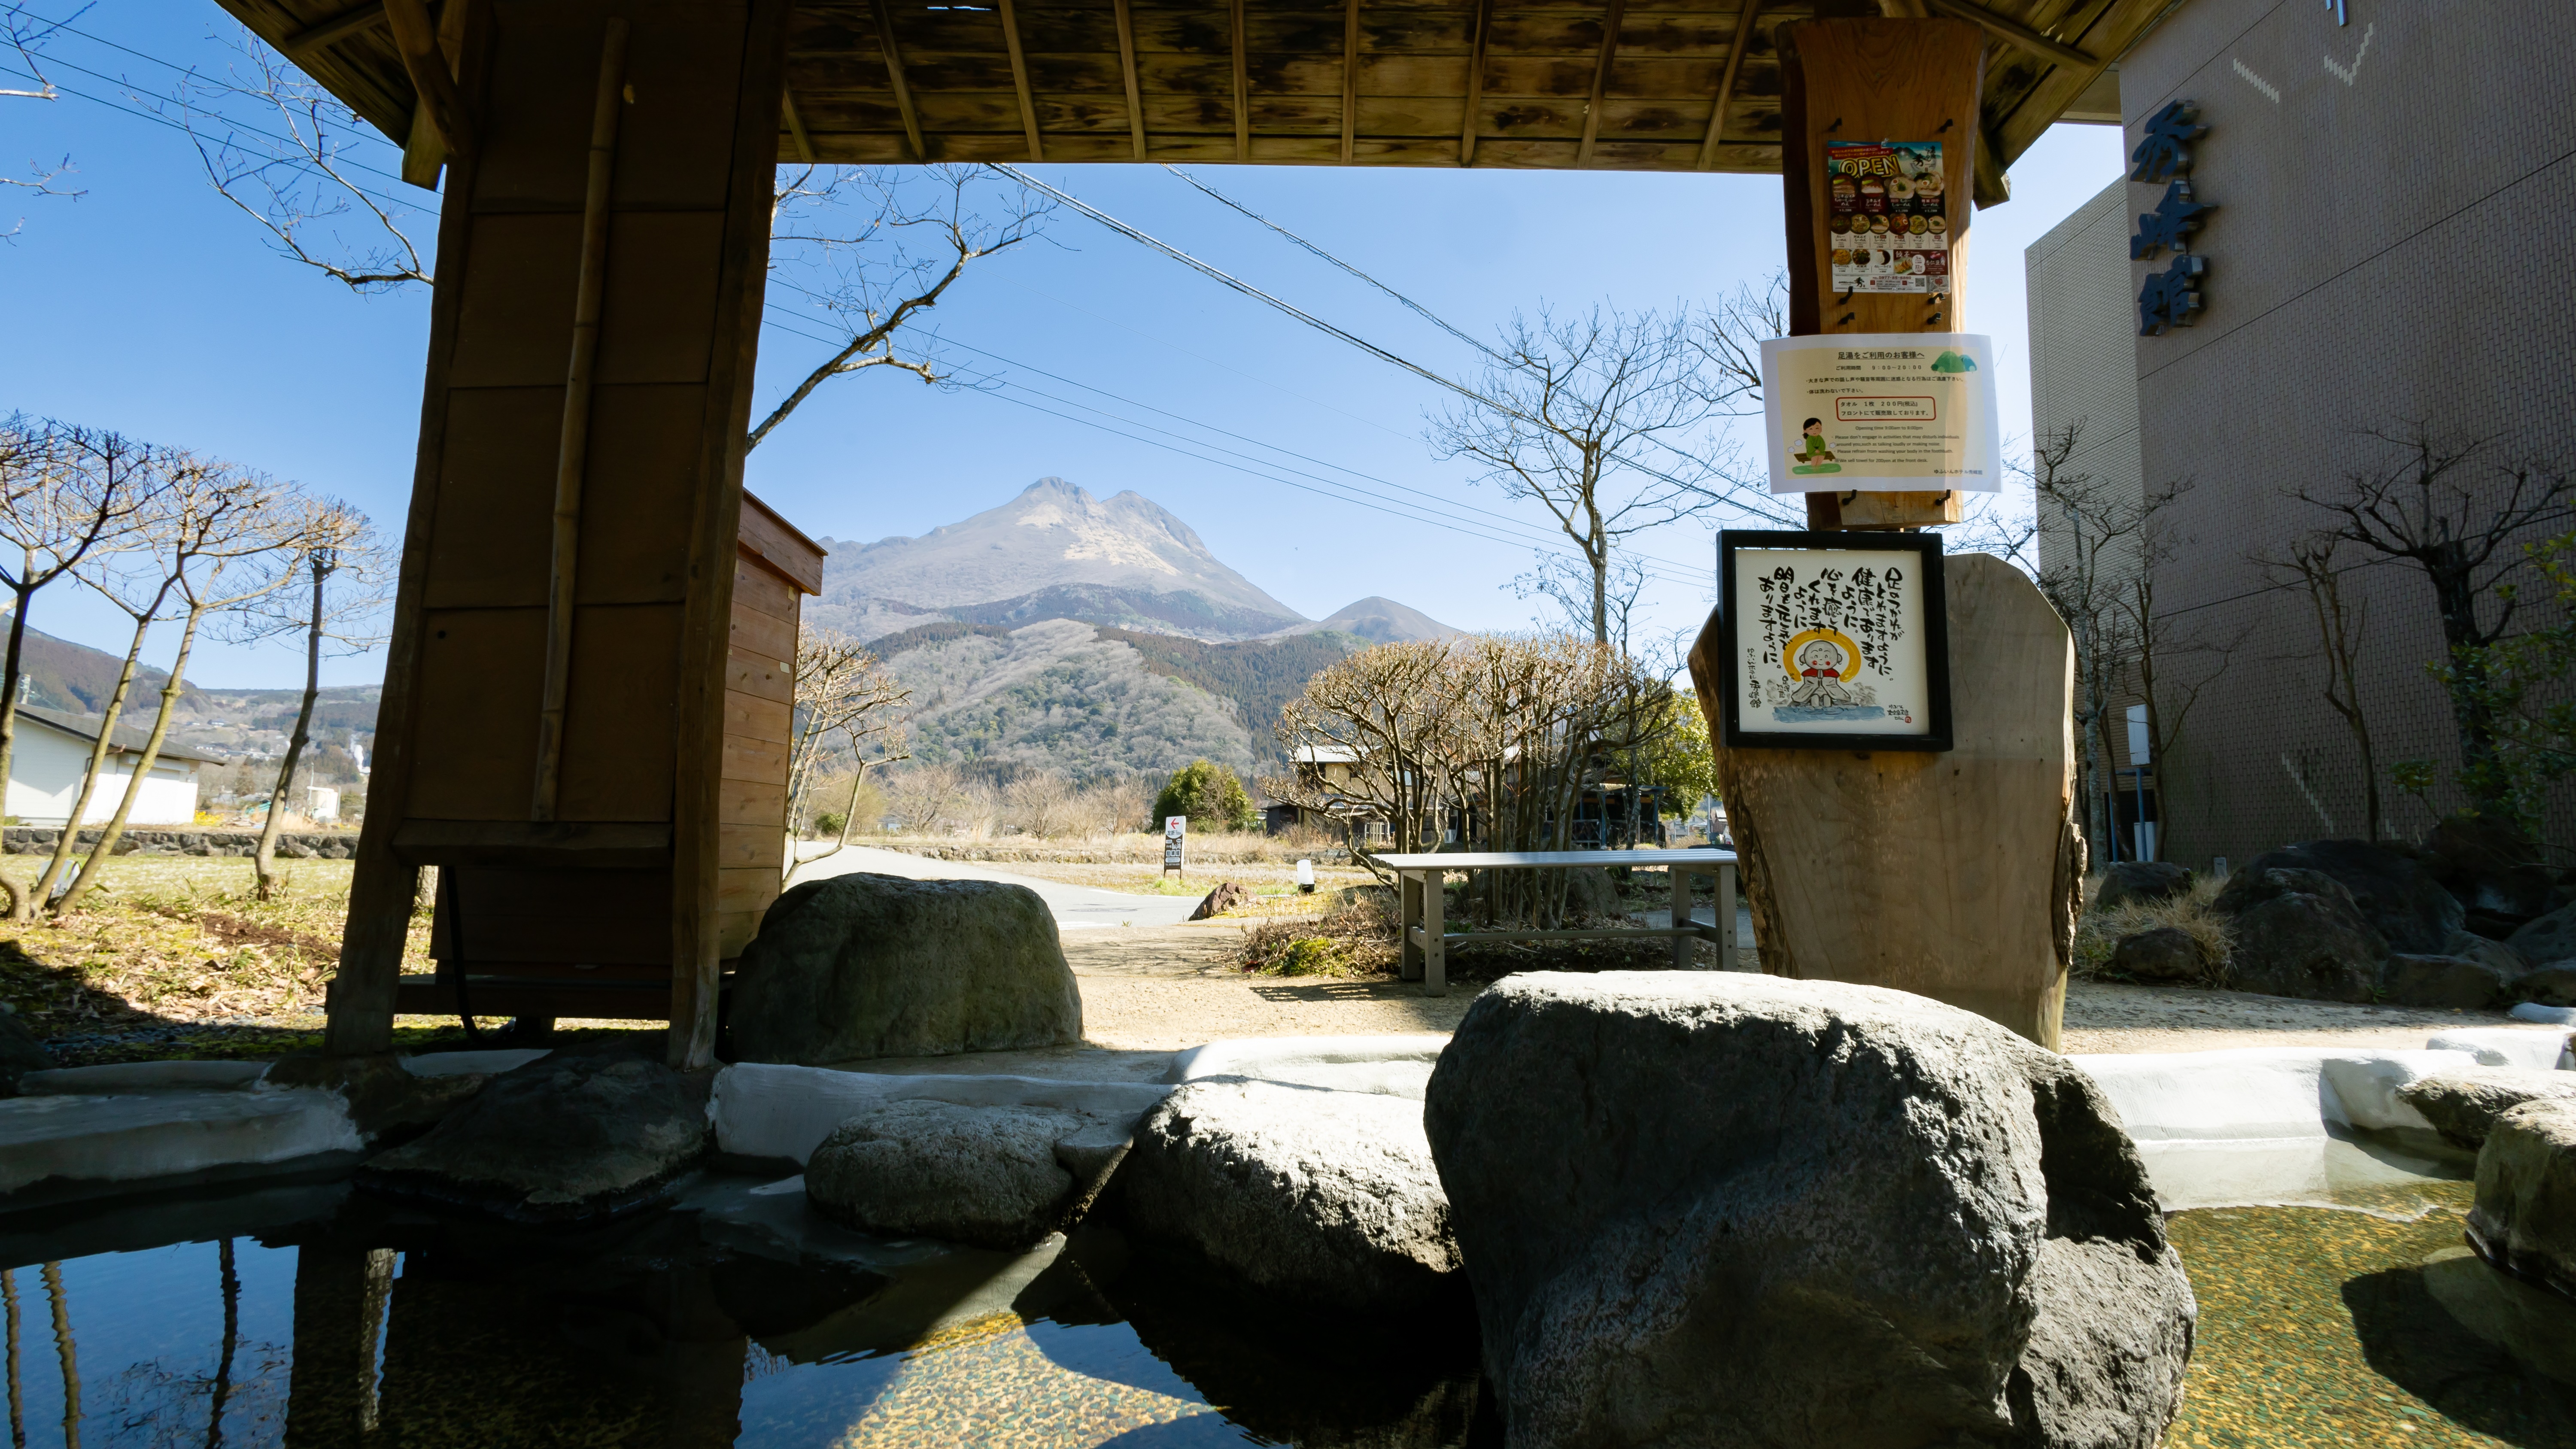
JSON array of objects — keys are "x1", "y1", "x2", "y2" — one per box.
[
  {"x1": 1576, "y1": 0, "x2": 1628, "y2": 167},
  {"x1": 281, "y1": 0, "x2": 384, "y2": 55},
  {"x1": 1228, "y1": 0, "x2": 1249, "y2": 162},
  {"x1": 1112, "y1": 0, "x2": 1146, "y2": 161},
  {"x1": 995, "y1": 0, "x2": 1045, "y2": 162},
  {"x1": 1923, "y1": 0, "x2": 2093, "y2": 67},
  {"x1": 869, "y1": 0, "x2": 927, "y2": 162},
  {"x1": 1457, "y1": 0, "x2": 1492, "y2": 167},
  {"x1": 381, "y1": 0, "x2": 472, "y2": 155},
  {"x1": 1696, "y1": 0, "x2": 1762, "y2": 170},
  {"x1": 781, "y1": 85, "x2": 816, "y2": 164},
  {"x1": 1340, "y1": 0, "x2": 1362, "y2": 164}
]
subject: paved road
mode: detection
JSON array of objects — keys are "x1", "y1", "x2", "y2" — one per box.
[{"x1": 786, "y1": 844, "x2": 1203, "y2": 929}]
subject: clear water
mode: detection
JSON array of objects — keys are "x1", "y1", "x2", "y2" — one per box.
[{"x1": 3, "y1": 1172, "x2": 2573, "y2": 1448}]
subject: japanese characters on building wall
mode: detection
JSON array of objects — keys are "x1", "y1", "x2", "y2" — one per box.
[{"x1": 2131, "y1": 100, "x2": 2216, "y2": 336}]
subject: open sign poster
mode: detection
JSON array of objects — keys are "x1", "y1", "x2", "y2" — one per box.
[
  {"x1": 1759, "y1": 333, "x2": 2002, "y2": 494},
  {"x1": 1827, "y1": 140, "x2": 1950, "y2": 295},
  {"x1": 1716, "y1": 531, "x2": 1952, "y2": 752}
]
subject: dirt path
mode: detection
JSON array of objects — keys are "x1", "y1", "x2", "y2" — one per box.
[{"x1": 1063, "y1": 926, "x2": 2546, "y2": 1056}]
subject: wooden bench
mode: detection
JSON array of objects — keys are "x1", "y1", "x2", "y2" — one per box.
[{"x1": 1373, "y1": 848, "x2": 1742, "y2": 997}]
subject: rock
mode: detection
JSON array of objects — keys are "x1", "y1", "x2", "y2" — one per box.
[
  {"x1": 1423, "y1": 972, "x2": 2194, "y2": 1449},
  {"x1": 2421, "y1": 815, "x2": 2557, "y2": 925},
  {"x1": 2212, "y1": 867, "x2": 2387, "y2": 1002},
  {"x1": 2111, "y1": 926, "x2": 2205, "y2": 982},
  {"x1": 2515, "y1": 963, "x2": 2576, "y2": 1008},
  {"x1": 357, "y1": 1052, "x2": 710, "y2": 1221},
  {"x1": 804, "y1": 1097, "x2": 1128, "y2": 1249},
  {"x1": 2093, "y1": 861, "x2": 2191, "y2": 914},
  {"x1": 2468, "y1": 1098, "x2": 2576, "y2": 1300},
  {"x1": 2397, "y1": 1069, "x2": 2576, "y2": 1148},
  {"x1": 262, "y1": 1053, "x2": 491, "y2": 1145},
  {"x1": 729, "y1": 872, "x2": 1081, "y2": 1065},
  {"x1": 1119, "y1": 1078, "x2": 1463, "y2": 1315},
  {"x1": 2379, "y1": 953, "x2": 2515, "y2": 1010},
  {"x1": 0, "y1": 1011, "x2": 53, "y2": 1096},
  {"x1": 2509, "y1": 904, "x2": 2576, "y2": 972},
  {"x1": 2231, "y1": 840, "x2": 2461, "y2": 954},
  {"x1": 1188, "y1": 881, "x2": 1253, "y2": 920}
]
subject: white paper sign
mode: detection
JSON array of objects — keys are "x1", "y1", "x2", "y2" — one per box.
[{"x1": 1759, "y1": 333, "x2": 2002, "y2": 494}]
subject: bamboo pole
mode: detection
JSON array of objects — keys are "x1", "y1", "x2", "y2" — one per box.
[{"x1": 532, "y1": 18, "x2": 631, "y2": 822}]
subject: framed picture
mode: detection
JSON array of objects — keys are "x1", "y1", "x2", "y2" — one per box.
[{"x1": 1716, "y1": 530, "x2": 1952, "y2": 752}]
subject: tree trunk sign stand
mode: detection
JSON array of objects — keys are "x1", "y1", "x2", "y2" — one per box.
[{"x1": 1689, "y1": 14, "x2": 2082, "y2": 1049}]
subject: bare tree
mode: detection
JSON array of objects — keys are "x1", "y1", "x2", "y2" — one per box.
[
  {"x1": 0, "y1": 417, "x2": 158, "y2": 916},
  {"x1": 1429, "y1": 306, "x2": 1742, "y2": 646},
  {"x1": 3, "y1": 2, "x2": 85, "y2": 240},
  {"x1": 752, "y1": 165, "x2": 1050, "y2": 450},
  {"x1": 2293, "y1": 428, "x2": 2576, "y2": 818},
  {"x1": 228, "y1": 496, "x2": 380, "y2": 899},
  {"x1": 786, "y1": 624, "x2": 911, "y2": 868},
  {"x1": 2027, "y1": 423, "x2": 2142, "y2": 863},
  {"x1": 166, "y1": 30, "x2": 431, "y2": 290},
  {"x1": 884, "y1": 761, "x2": 965, "y2": 836},
  {"x1": 56, "y1": 465, "x2": 295, "y2": 914},
  {"x1": 2255, "y1": 533, "x2": 2382, "y2": 841},
  {"x1": 2114, "y1": 479, "x2": 2240, "y2": 861}
]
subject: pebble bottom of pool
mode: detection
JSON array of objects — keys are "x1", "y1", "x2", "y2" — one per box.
[{"x1": 0, "y1": 1173, "x2": 2567, "y2": 1448}]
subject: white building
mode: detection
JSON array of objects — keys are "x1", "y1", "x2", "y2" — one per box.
[{"x1": 6, "y1": 708, "x2": 212, "y2": 826}]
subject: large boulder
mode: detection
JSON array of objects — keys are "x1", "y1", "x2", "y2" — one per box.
[
  {"x1": 2212, "y1": 867, "x2": 2387, "y2": 1002},
  {"x1": 2421, "y1": 814, "x2": 2562, "y2": 931},
  {"x1": 1189, "y1": 881, "x2": 1254, "y2": 920},
  {"x1": 1118, "y1": 1078, "x2": 1463, "y2": 1315},
  {"x1": 2397, "y1": 1069, "x2": 2576, "y2": 1148},
  {"x1": 2468, "y1": 1098, "x2": 2576, "y2": 1299},
  {"x1": 2092, "y1": 861, "x2": 2190, "y2": 915},
  {"x1": 2516, "y1": 964, "x2": 2576, "y2": 1008},
  {"x1": 2508, "y1": 903, "x2": 2576, "y2": 973},
  {"x1": 2378, "y1": 952, "x2": 2515, "y2": 1010},
  {"x1": 358, "y1": 1052, "x2": 709, "y2": 1221},
  {"x1": 729, "y1": 873, "x2": 1082, "y2": 1064},
  {"x1": 804, "y1": 1097, "x2": 1130, "y2": 1249},
  {"x1": 1423, "y1": 972, "x2": 2194, "y2": 1449},
  {"x1": 2231, "y1": 840, "x2": 2461, "y2": 953},
  {"x1": 2111, "y1": 926, "x2": 2205, "y2": 982}
]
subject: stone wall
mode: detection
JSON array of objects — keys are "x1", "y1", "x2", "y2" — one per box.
[{"x1": 1, "y1": 827, "x2": 360, "y2": 859}]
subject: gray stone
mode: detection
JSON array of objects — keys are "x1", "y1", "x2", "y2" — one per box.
[
  {"x1": 2509, "y1": 904, "x2": 2576, "y2": 972},
  {"x1": 357, "y1": 1052, "x2": 709, "y2": 1221},
  {"x1": 2516, "y1": 963, "x2": 2576, "y2": 1008},
  {"x1": 263, "y1": 1053, "x2": 492, "y2": 1146},
  {"x1": 2111, "y1": 926, "x2": 2205, "y2": 982},
  {"x1": 1120, "y1": 1078, "x2": 1463, "y2": 1315},
  {"x1": 1189, "y1": 881, "x2": 1253, "y2": 920},
  {"x1": 0, "y1": 1014, "x2": 55, "y2": 1097},
  {"x1": 804, "y1": 1097, "x2": 1126, "y2": 1249},
  {"x1": 2468, "y1": 1098, "x2": 2576, "y2": 1300},
  {"x1": 2094, "y1": 861, "x2": 2191, "y2": 914},
  {"x1": 2421, "y1": 815, "x2": 2556, "y2": 921},
  {"x1": 2379, "y1": 953, "x2": 2514, "y2": 1010},
  {"x1": 2230, "y1": 840, "x2": 2461, "y2": 953},
  {"x1": 2399, "y1": 1069, "x2": 2576, "y2": 1148},
  {"x1": 729, "y1": 873, "x2": 1082, "y2": 1065},
  {"x1": 2212, "y1": 867, "x2": 2387, "y2": 1002},
  {"x1": 1422, "y1": 972, "x2": 2193, "y2": 1449}
]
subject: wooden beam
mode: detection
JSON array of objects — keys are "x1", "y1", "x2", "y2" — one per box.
[
  {"x1": 1340, "y1": 0, "x2": 1362, "y2": 164},
  {"x1": 869, "y1": 0, "x2": 927, "y2": 162},
  {"x1": 281, "y1": 0, "x2": 385, "y2": 55},
  {"x1": 1112, "y1": 0, "x2": 1146, "y2": 161},
  {"x1": 1228, "y1": 0, "x2": 1249, "y2": 162},
  {"x1": 1576, "y1": 0, "x2": 1628, "y2": 167},
  {"x1": 995, "y1": 0, "x2": 1044, "y2": 162},
  {"x1": 380, "y1": 0, "x2": 473, "y2": 156},
  {"x1": 781, "y1": 85, "x2": 815, "y2": 164},
  {"x1": 1695, "y1": 0, "x2": 1761, "y2": 170},
  {"x1": 1457, "y1": 0, "x2": 1491, "y2": 166},
  {"x1": 1921, "y1": 0, "x2": 2093, "y2": 68}
]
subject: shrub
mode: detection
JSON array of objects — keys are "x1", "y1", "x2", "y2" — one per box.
[
  {"x1": 2073, "y1": 872, "x2": 2233, "y2": 984},
  {"x1": 814, "y1": 811, "x2": 848, "y2": 838},
  {"x1": 1154, "y1": 759, "x2": 1259, "y2": 832}
]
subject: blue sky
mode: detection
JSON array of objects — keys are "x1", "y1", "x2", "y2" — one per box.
[{"x1": 2, "y1": 5, "x2": 2124, "y2": 687}]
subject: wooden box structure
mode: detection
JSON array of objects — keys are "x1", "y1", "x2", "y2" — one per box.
[{"x1": 397, "y1": 492, "x2": 822, "y2": 1024}]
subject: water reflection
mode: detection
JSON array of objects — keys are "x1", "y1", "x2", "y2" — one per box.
[{"x1": 0, "y1": 1182, "x2": 1485, "y2": 1449}]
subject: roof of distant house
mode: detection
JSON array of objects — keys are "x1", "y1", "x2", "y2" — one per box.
[
  {"x1": 1293, "y1": 746, "x2": 1360, "y2": 765},
  {"x1": 14, "y1": 707, "x2": 221, "y2": 767}
]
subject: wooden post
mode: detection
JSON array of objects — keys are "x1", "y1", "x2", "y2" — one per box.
[
  {"x1": 1778, "y1": 17, "x2": 1983, "y2": 531},
  {"x1": 328, "y1": 0, "x2": 792, "y2": 1066}
]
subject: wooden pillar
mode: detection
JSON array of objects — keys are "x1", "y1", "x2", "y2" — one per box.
[
  {"x1": 1778, "y1": 16, "x2": 1982, "y2": 531},
  {"x1": 327, "y1": 0, "x2": 791, "y2": 1068}
]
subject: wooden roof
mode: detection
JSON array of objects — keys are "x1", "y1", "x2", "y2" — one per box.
[{"x1": 215, "y1": 0, "x2": 2163, "y2": 203}]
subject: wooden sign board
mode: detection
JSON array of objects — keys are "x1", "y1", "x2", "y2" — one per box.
[{"x1": 1716, "y1": 531, "x2": 1953, "y2": 752}]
